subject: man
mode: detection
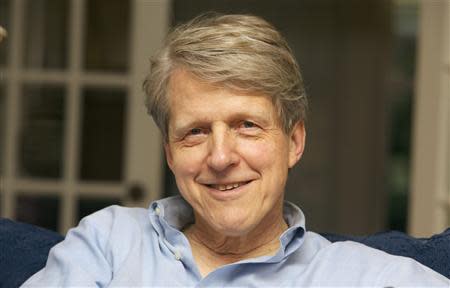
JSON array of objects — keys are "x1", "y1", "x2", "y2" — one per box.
[{"x1": 23, "y1": 14, "x2": 448, "y2": 286}]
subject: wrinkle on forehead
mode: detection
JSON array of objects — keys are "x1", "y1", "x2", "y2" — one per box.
[{"x1": 167, "y1": 68, "x2": 281, "y2": 131}]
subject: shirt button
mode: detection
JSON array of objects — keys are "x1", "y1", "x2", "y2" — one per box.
[
  {"x1": 155, "y1": 207, "x2": 161, "y2": 215},
  {"x1": 174, "y1": 251, "x2": 182, "y2": 261}
]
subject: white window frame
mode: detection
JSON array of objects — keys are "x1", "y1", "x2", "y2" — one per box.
[{"x1": 409, "y1": 0, "x2": 450, "y2": 237}]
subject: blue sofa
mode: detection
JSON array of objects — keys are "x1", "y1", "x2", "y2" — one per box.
[{"x1": 1, "y1": 217, "x2": 449, "y2": 287}]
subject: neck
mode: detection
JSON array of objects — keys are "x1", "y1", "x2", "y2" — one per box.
[{"x1": 183, "y1": 207, "x2": 288, "y2": 276}]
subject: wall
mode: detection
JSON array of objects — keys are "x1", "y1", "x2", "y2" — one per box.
[{"x1": 171, "y1": 0, "x2": 392, "y2": 234}]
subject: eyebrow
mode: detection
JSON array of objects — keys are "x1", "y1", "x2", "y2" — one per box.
[
  {"x1": 170, "y1": 111, "x2": 274, "y2": 136},
  {"x1": 170, "y1": 120, "x2": 208, "y2": 137}
]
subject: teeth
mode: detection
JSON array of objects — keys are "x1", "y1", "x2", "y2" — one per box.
[{"x1": 210, "y1": 182, "x2": 244, "y2": 191}]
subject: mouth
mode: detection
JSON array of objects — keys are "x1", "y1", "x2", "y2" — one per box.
[
  {"x1": 202, "y1": 180, "x2": 253, "y2": 200},
  {"x1": 206, "y1": 181, "x2": 250, "y2": 191}
]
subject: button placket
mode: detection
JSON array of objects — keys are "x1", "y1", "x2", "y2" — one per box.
[{"x1": 174, "y1": 250, "x2": 182, "y2": 261}]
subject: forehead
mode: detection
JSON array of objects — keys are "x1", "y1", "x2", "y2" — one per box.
[{"x1": 166, "y1": 69, "x2": 279, "y2": 125}]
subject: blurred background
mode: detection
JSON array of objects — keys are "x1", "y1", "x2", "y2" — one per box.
[{"x1": 0, "y1": 0, "x2": 448, "y2": 236}]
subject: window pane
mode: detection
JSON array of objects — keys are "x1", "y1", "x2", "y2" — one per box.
[
  {"x1": 23, "y1": 0, "x2": 69, "y2": 69},
  {"x1": 83, "y1": 0, "x2": 130, "y2": 72},
  {"x1": 16, "y1": 194, "x2": 60, "y2": 231},
  {"x1": 18, "y1": 84, "x2": 66, "y2": 178},
  {"x1": 387, "y1": 0, "x2": 419, "y2": 232},
  {"x1": 0, "y1": 0, "x2": 11, "y2": 67},
  {"x1": 79, "y1": 88, "x2": 127, "y2": 181},
  {"x1": 77, "y1": 196, "x2": 120, "y2": 221}
]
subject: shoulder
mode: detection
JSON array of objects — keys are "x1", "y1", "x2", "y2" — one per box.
[
  {"x1": 70, "y1": 205, "x2": 152, "y2": 251},
  {"x1": 43, "y1": 205, "x2": 153, "y2": 267},
  {"x1": 304, "y1": 236, "x2": 449, "y2": 285},
  {"x1": 78, "y1": 205, "x2": 150, "y2": 233},
  {"x1": 60, "y1": 205, "x2": 153, "y2": 271},
  {"x1": 22, "y1": 206, "x2": 153, "y2": 286}
]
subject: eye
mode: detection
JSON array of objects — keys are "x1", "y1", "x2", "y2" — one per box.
[
  {"x1": 181, "y1": 127, "x2": 208, "y2": 145},
  {"x1": 237, "y1": 120, "x2": 261, "y2": 136},
  {"x1": 185, "y1": 127, "x2": 208, "y2": 139},
  {"x1": 189, "y1": 128, "x2": 203, "y2": 135},
  {"x1": 241, "y1": 121, "x2": 256, "y2": 129}
]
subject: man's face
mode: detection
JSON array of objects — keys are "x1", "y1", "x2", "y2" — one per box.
[{"x1": 165, "y1": 69, "x2": 305, "y2": 236}]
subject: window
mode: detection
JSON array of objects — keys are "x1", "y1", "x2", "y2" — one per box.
[{"x1": 0, "y1": 0, "x2": 169, "y2": 234}]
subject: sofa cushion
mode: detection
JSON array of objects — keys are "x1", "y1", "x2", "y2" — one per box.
[{"x1": 0, "y1": 218, "x2": 63, "y2": 288}]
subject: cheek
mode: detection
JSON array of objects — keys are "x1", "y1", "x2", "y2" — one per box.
[
  {"x1": 238, "y1": 138, "x2": 289, "y2": 169},
  {"x1": 171, "y1": 147, "x2": 206, "y2": 176}
]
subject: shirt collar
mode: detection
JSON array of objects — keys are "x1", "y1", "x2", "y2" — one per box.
[
  {"x1": 149, "y1": 195, "x2": 306, "y2": 261},
  {"x1": 151, "y1": 196, "x2": 194, "y2": 230}
]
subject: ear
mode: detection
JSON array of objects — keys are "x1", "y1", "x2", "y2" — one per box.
[
  {"x1": 288, "y1": 121, "x2": 306, "y2": 168},
  {"x1": 164, "y1": 142, "x2": 174, "y2": 171}
]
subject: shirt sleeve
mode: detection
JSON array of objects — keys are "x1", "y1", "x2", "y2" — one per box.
[{"x1": 21, "y1": 208, "x2": 116, "y2": 287}]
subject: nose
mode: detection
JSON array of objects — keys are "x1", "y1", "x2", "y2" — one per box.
[{"x1": 206, "y1": 125, "x2": 239, "y2": 172}]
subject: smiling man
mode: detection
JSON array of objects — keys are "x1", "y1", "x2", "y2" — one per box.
[
  {"x1": 23, "y1": 14, "x2": 449, "y2": 287},
  {"x1": 164, "y1": 68, "x2": 304, "y2": 276}
]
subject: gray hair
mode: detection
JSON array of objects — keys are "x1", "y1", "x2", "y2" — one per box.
[{"x1": 143, "y1": 13, "x2": 308, "y2": 140}]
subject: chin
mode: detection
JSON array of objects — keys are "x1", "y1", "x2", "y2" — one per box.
[{"x1": 212, "y1": 214, "x2": 257, "y2": 237}]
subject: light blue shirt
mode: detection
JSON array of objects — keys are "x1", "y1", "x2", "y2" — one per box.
[{"x1": 23, "y1": 196, "x2": 449, "y2": 287}]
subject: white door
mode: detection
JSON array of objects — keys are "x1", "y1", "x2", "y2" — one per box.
[{"x1": 0, "y1": 0, "x2": 169, "y2": 234}]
